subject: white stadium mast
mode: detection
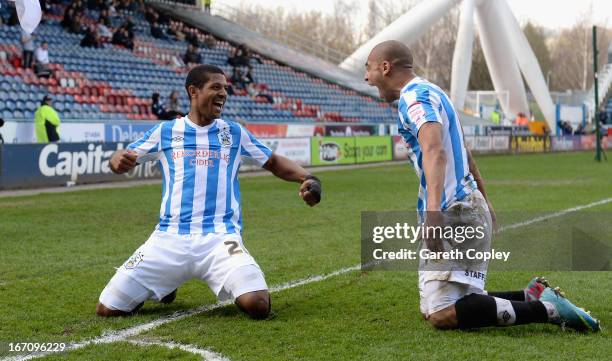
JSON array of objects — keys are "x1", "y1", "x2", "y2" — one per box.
[{"x1": 339, "y1": 0, "x2": 556, "y2": 130}]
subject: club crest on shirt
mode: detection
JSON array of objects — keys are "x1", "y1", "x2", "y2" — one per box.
[
  {"x1": 171, "y1": 136, "x2": 184, "y2": 147},
  {"x1": 218, "y1": 126, "x2": 233, "y2": 147},
  {"x1": 124, "y1": 251, "x2": 144, "y2": 269}
]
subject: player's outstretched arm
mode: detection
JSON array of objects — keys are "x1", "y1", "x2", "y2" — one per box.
[
  {"x1": 418, "y1": 122, "x2": 447, "y2": 212},
  {"x1": 417, "y1": 122, "x2": 447, "y2": 252},
  {"x1": 263, "y1": 153, "x2": 321, "y2": 207},
  {"x1": 108, "y1": 150, "x2": 138, "y2": 174}
]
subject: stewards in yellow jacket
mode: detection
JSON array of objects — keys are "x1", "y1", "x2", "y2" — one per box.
[{"x1": 34, "y1": 95, "x2": 61, "y2": 143}]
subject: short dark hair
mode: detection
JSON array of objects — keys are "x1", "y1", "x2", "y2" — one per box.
[{"x1": 185, "y1": 64, "x2": 225, "y2": 98}]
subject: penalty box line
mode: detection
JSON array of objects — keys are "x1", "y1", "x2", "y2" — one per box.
[{"x1": 3, "y1": 196, "x2": 611, "y2": 361}]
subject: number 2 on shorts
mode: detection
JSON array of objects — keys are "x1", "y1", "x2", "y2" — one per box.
[{"x1": 224, "y1": 240, "x2": 243, "y2": 256}]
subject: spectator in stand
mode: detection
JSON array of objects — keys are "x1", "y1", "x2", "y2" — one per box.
[
  {"x1": 204, "y1": 34, "x2": 217, "y2": 49},
  {"x1": 599, "y1": 109, "x2": 609, "y2": 125},
  {"x1": 228, "y1": 44, "x2": 249, "y2": 68},
  {"x1": 69, "y1": 13, "x2": 86, "y2": 34},
  {"x1": 107, "y1": 0, "x2": 118, "y2": 17},
  {"x1": 151, "y1": 92, "x2": 172, "y2": 120},
  {"x1": 144, "y1": 6, "x2": 157, "y2": 23},
  {"x1": 247, "y1": 83, "x2": 274, "y2": 104},
  {"x1": 34, "y1": 41, "x2": 52, "y2": 77},
  {"x1": 150, "y1": 20, "x2": 167, "y2": 40},
  {"x1": 60, "y1": 7, "x2": 75, "y2": 29},
  {"x1": 81, "y1": 25, "x2": 102, "y2": 48},
  {"x1": 122, "y1": 17, "x2": 135, "y2": 37},
  {"x1": 7, "y1": 3, "x2": 19, "y2": 26},
  {"x1": 20, "y1": 28, "x2": 35, "y2": 69},
  {"x1": 515, "y1": 112, "x2": 529, "y2": 126},
  {"x1": 204, "y1": 0, "x2": 212, "y2": 13},
  {"x1": 112, "y1": 26, "x2": 134, "y2": 50},
  {"x1": 168, "y1": 21, "x2": 185, "y2": 41},
  {"x1": 558, "y1": 120, "x2": 573, "y2": 135},
  {"x1": 182, "y1": 43, "x2": 201, "y2": 65},
  {"x1": 231, "y1": 67, "x2": 248, "y2": 90},
  {"x1": 165, "y1": 90, "x2": 183, "y2": 118},
  {"x1": 35, "y1": 95, "x2": 61, "y2": 143},
  {"x1": 245, "y1": 67, "x2": 256, "y2": 84},
  {"x1": 184, "y1": 27, "x2": 200, "y2": 47},
  {"x1": 97, "y1": 21, "x2": 113, "y2": 40},
  {"x1": 99, "y1": 8, "x2": 112, "y2": 27}
]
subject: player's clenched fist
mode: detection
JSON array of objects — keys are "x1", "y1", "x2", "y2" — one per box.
[
  {"x1": 109, "y1": 150, "x2": 138, "y2": 174},
  {"x1": 299, "y1": 175, "x2": 321, "y2": 207}
]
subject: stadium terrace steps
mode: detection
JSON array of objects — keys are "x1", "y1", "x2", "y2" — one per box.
[{"x1": 0, "y1": 1, "x2": 392, "y2": 123}]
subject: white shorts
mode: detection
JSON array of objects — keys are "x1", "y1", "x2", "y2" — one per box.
[
  {"x1": 418, "y1": 190, "x2": 492, "y2": 317},
  {"x1": 99, "y1": 230, "x2": 268, "y2": 312},
  {"x1": 419, "y1": 279, "x2": 486, "y2": 317}
]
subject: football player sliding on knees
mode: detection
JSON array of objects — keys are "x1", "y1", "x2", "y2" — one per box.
[
  {"x1": 364, "y1": 40, "x2": 599, "y2": 332},
  {"x1": 98, "y1": 65, "x2": 322, "y2": 319}
]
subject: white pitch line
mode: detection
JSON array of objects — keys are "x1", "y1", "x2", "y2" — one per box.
[
  {"x1": 1, "y1": 265, "x2": 361, "y2": 361},
  {"x1": 3, "y1": 196, "x2": 611, "y2": 361},
  {"x1": 496, "y1": 197, "x2": 612, "y2": 233},
  {"x1": 127, "y1": 340, "x2": 231, "y2": 361}
]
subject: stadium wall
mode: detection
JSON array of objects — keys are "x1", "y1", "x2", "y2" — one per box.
[
  {"x1": 0, "y1": 121, "x2": 386, "y2": 144},
  {"x1": 1, "y1": 134, "x2": 609, "y2": 190}
]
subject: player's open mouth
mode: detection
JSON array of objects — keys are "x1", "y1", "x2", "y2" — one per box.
[{"x1": 213, "y1": 100, "x2": 224, "y2": 112}]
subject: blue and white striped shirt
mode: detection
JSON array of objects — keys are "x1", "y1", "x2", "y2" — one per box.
[
  {"x1": 127, "y1": 116, "x2": 272, "y2": 234},
  {"x1": 397, "y1": 77, "x2": 477, "y2": 216}
]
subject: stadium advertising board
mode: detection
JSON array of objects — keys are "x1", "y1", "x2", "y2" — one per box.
[
  {"x1": 244, "y1": 124, "x2": 288, "y2": 138},
  {"x1": 311, "y1": 136, "x2": 392, "y2": 165},
  {"x1": 325, "y1": 125, "x2": 377, "y2": 136},
  {"x1": 513, "y1": 136, "x2": 548, "y2": 153},
  {"x1": 2, "y1": 121, "x2": 105, "y2": 143},
  {"x1": 260, "y1": 138, "x2": 311, "y2": 165},
  {"x1": 311, "y1": 137, "x2": 356, "y2": 165},
  {"x1": 551, "y1": 136, "x2": 580, "y2": 151},
  {"x1": 286, "y1": 124, "x2": 316, "y2": 137},
  {"x1": 0, "y1": 142, "x2": 160, "y2": 190},
  {"x1": 354, "y1": 136, "x2": 392, "y2": 163},
  {"x1": 491, "y1": 135, "x2": 510, "y2": 151},
  {"x1": 104, "y1": 123, "x2": 157, "y2": 142},
  {"x1": 463, "y1": 136, "x2": 510, "y2": 153},
  {"x1": 580, "y1": 135, "x2": 596, "y2": 150},
  {"x1": 472, "y1": 136, "x2": 493, "y2": 151}
]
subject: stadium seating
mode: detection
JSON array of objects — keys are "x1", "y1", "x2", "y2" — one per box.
[{"x1": 0, "y1": 1, "x2": 393, "y2": 124}]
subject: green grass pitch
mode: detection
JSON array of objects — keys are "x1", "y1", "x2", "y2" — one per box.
[{"x1": 1, "y1": 151, "x2": 611, "y2": 360}]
